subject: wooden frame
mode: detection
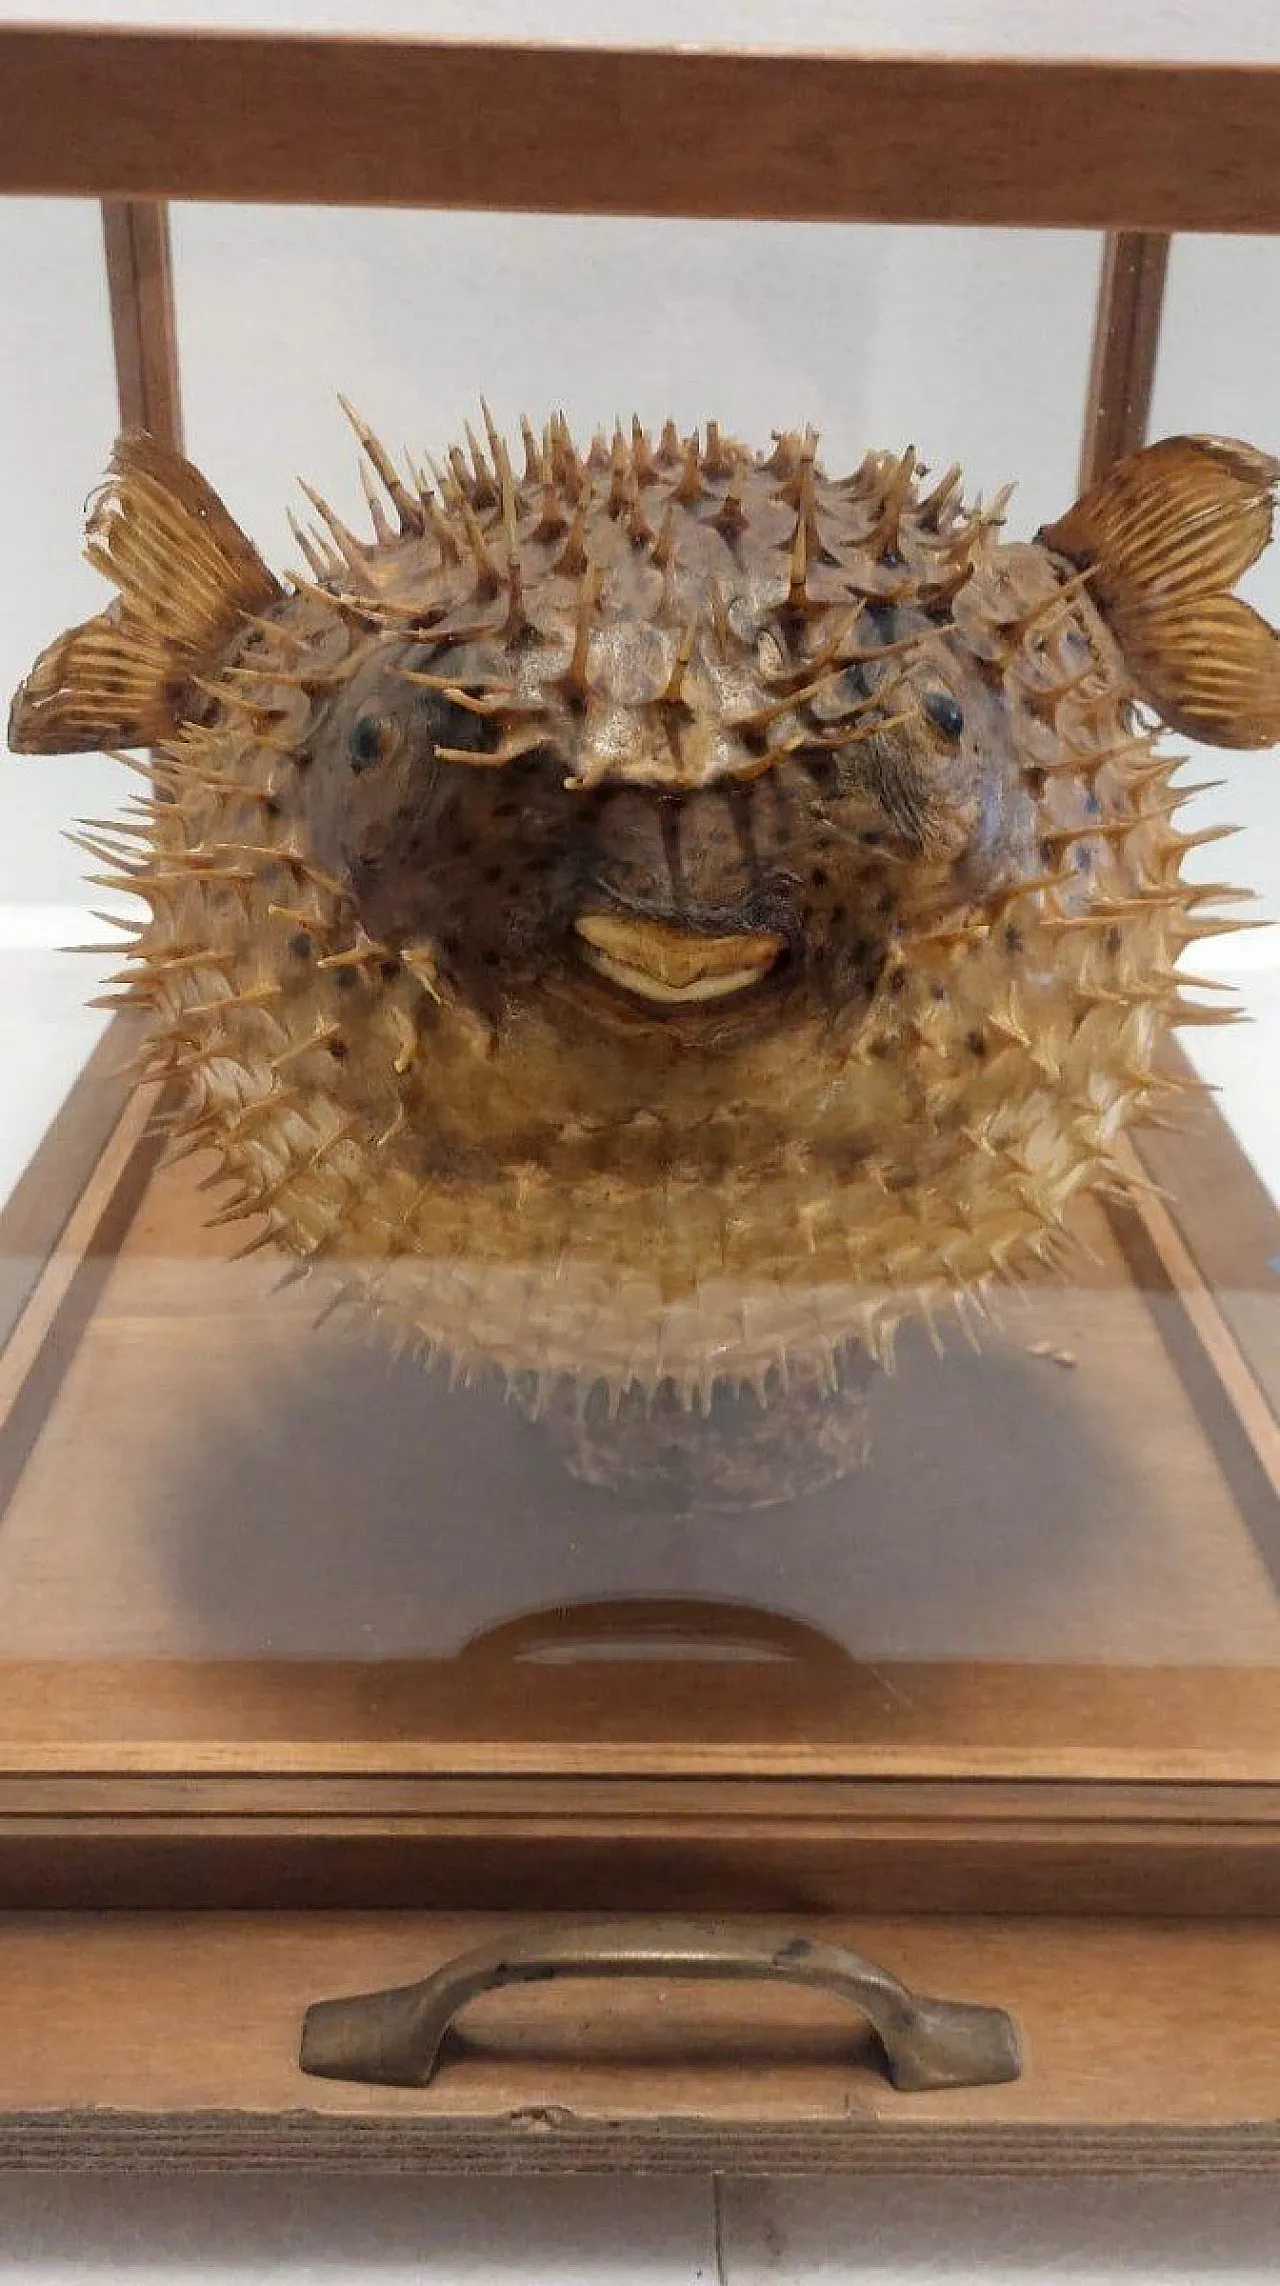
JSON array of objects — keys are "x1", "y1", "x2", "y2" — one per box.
[
  {"x1": 1, "y1": 22, "x2": 1279, "y2": 2171},
  {"x1": 99, "y1": 201, "x2": 183, "y2": 449},
  {"x1": 2, "y1": 30, "x2": 1280, "y2": 229},
  {"x1": 1077, "y1": 231, "x2": 1171, "y2": 489}
]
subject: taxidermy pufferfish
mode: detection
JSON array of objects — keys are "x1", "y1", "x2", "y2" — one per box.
[{"x1": 9, "y1": 411, "x2": 1280, "y2": 1502}]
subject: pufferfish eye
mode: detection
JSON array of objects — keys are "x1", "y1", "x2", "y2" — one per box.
[
  {"x1": 349, "y1": 714, "x2": 402, "y2": 774},
  {"x1": 922, "y1": 689, "x2": 964, "y2": 740},
  {"x1": 755, "y1": 628, "x2": 788, "y2": 680}
]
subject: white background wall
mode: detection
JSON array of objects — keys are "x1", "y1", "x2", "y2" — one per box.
[
  {"x1": 4, "y1": 0, "x2": 1280, "y2": 55},
  {"x1": 0, "y1": 196, "x2": 126, "y2": 908}
]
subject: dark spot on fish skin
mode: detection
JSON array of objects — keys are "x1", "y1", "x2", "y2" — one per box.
[
  {"x1": 336, "y1": 968, "x2": 359, "y2": 992},
  {"x1": 887, "y1": 968, "x2": 907, "y2": 997},
  {"x1": 329, "y1": 1038, "x2": 348, "y2": 1060},
  {"x1": 1005, "y1": 921, "x2": 1024, "y2": 953},
  {"x1": 967, "y1": 1027, "x2": 987, "y2": 1056},
  {"x1": 288, "y1": 932, "x2": 312, "y2": 961},
  {"x1": 379, "y1": 957, "x2": 403, "y2": 980},
  {"x1": 923, "y1": 689, "x2": 964, "y2": 739},
  {"x1": 1105, "y1": 926, "x2": 1123, "y2": 957},
  {"x1": 861, "y1": 600, "x2": 898, "y2": 639},
  {"x1": 1023, "y1": 766, "x2": 1047, "y2": 798},
  {"x1": 349, "y1": 715, "x2": 388, "y2": 775},
  {"x1": 930, "y1": 980, "x2": 947, "y2": 1002}
]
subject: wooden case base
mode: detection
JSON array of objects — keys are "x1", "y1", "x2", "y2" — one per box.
[
  {"x1": 0, "y1": 1043, "x2": 1276, "y2": 2169},
  {"x1": 3, "y1": 1910, "x2": 1280, "y2": 2174}
]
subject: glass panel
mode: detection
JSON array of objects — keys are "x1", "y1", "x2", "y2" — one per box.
[
  {"x1": 0, "y1": 201, "x2": 1276, "y2": 1787},
  {"x1": 171, "y1": 209, "x2": 1097, "y2": 558},
  {"x1": 1149, "y1": 234, "x2": 1280, "y2": 1194},
  {"x1": 0, "y1": 198, "x2": 127, "y2": 1202}
]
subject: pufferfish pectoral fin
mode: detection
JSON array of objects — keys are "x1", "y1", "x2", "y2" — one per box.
[
  {"x1": 1039, "y1": 433, "x2": 1280, "y2": 749},
  {"x1": 8, "y1": 429, "x2": 280, "y2": 754}
]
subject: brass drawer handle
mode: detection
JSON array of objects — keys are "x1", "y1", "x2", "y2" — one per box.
[{"x1": 299, "y1": 1918, "x2": 1021, "y2": 2092}]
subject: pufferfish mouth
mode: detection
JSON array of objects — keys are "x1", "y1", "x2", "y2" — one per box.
[{"x1": 573, "y1": 912, "x2": 786, "y2": 1005}]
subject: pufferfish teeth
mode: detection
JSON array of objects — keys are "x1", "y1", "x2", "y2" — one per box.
[{"x1": 573, "y1": 912, "x2": 785, "y2": 1005}]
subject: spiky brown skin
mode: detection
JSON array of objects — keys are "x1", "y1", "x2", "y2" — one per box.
[{"x1": 75, "y1": 422, "x2": 1238, "y2": 1419}]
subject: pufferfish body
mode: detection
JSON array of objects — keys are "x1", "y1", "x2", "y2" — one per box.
[{"x1": 9, "y1": 412, "x2": 1280, "y2": 1469}]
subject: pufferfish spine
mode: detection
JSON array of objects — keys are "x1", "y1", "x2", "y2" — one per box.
[{"x1": 8, "y1": 413, "x2": 1278, "y2": 1462}]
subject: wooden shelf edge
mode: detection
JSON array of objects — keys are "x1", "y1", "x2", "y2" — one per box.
[{"x1": 4, "y1": 2109, "x2": 1280, "y2": 2177}]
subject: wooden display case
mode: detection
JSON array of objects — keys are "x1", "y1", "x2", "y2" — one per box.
[{"x1": 0, "y1": 18, "x2": 1278, "y2": 2174}]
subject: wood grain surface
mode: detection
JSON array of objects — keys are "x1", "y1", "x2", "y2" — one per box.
[
  {"x1": 100, "y1": 199, "x2": 183, "y2": 448},
  {"x1": 1077, "y1": 230, "x2": 1171, "y2": 491},
  {"x1": 0, "y1": 1771, "x2": 1278, "y2": 1918},
  {"x1": 1, "y1": 31, "x2": 1280, "y2": 228},
  {"x1": 3, "y1": 1910, "x2": 1280, "y2": 2171}
]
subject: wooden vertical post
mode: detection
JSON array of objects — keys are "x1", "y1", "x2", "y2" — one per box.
[
  {"x1": 1077, "y1": 230, "x2": 1170, "y2": 490},
  {"x1": 98, "y1": 201, "x2": 184, "y2": 828},
  {"x1": 100, "y1": 199, "x2": 183, "y2": 448}
]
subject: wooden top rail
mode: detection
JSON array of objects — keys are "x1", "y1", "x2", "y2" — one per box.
[{"x1": 1, "y1": 29, "x2": 1279, "y2": 227}]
